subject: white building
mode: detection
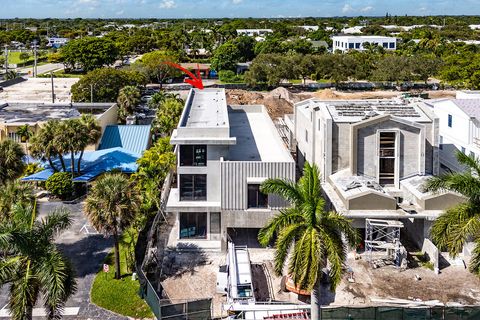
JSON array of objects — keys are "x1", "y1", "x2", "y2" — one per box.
[
  {"x1": 47, "y1": 37, "x2": 69, "y2": 48},
  {"x1": 431, "y1": 98, "x2": 480, "y2": 172},
  {"x1": 341, "y1": 26, "x2": 364, "y2": 34},
  {"x1": 298, "y1": 25, "x2": 319, "y2": 32},
  {"x1": 236, "y1": 29, "x2": 273, "y2": 37},
  {"x1": 287, "y1": 98, "x2": 463, "y2": 247},
  {"x1": 332, "y1": 35, "x2": 397, "y2": 52},
  {"x1": 166, "y1": 89, "x2": 295, "y2": 251}
]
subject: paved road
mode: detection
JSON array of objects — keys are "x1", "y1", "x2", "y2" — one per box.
[
  {"x1": 17, "y1": 63, "x2": 64, "y2": 77},
  {"x1": 0, "y1": 201, "x2": 127, "y2": 319}
]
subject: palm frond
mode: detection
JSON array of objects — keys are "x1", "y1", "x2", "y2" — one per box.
[
  {"x1": 320, "y1": 228, "x2": 347, "y2": 290},
  {"x1": 430, "y1": 203, "x2": 478, "y2": 255},
  {"x1": 456, "y1": 151, "x2": 480, "y2": 177},
  {"x1": 38, "y1": 250, "x2": 77, "y2": 320},
  {"x1": 272, "y1": 223, "x2": 304, "y2": 276},
  {"x1": 424, "y1": 172, "x2": 480, "y2": 201},
  {"x1": 36, "y1": 208, "x2": 72, "y2": 242},
  {"x1": 468, "y1": 240, "x2": 480, "y2": 275},
  {"x1": 258, "y1": 208, "x2": 303, "y2": 247},
  {"x1": 260, "y1": 179, "x2": 303, "y2": 206}
]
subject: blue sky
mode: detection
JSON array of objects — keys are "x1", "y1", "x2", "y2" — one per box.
[{"x1": 1, "y1": 0, "x2": 479, "y2": 19}]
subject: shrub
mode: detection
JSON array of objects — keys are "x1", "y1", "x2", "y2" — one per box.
[
  {"x1": 45, "y1": 172, "x2": 74, "y2": 200},
  {"x1": 218, "y1": 70, "x2": 244, "y2": 83},
  {"x1": 23, "y1": 163, "x2": 43, "y2": 177}
]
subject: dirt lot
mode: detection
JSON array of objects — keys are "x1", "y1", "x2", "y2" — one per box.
[
  {"x1": 160, "y1": 248, "x2": 480, "y2": 317},
  {"x1": 225, "y1": 88, "x2": 457, "y2": 119}
]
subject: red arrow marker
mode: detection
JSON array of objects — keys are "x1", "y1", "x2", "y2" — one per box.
[{"x1": 163, "y1": 61, "x2": 204, "y2": 90}]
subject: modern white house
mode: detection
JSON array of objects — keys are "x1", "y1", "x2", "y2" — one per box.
[
  {"x1": 332, "y1": 35, "x2": 396, "y2": 52},
  {"x1": 236, "y1": 29, "x2": 273, "y2": 37},
  {"x1": 287, "y1": 98, "x2": 464, "y2": 247},
  {"x1": 430, "y1": 98, "x2": 480, "y2": 172},
  {"x1": 166, "y1": 88, "x2": 295, "y2": 251}
]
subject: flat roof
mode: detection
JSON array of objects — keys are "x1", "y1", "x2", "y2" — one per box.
[
  {"x1": 0, "y1": 78, "x2": 80, "y2": 103},
  {"x1": 0, "y1": 102, "x2": 113, "y2": 124},
  {"x1": 181, "y1": 88, "x2": 229, "y2": 128},
  {"x1": 228, "y1": 106, "x2": 293, "y2": 162},
  {"x1": 298, "y1": 99, "x2": 432, "y2": 123},
  {"x1": 332, "y1": 35, "x2": 396, "y2": 40}
]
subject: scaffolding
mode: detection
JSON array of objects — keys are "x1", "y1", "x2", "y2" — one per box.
[{"x1": 365, "y1": 219, "x2": 406, "y2": 268}]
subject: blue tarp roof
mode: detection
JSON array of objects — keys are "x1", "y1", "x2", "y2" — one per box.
[
  {"x1": 99, "y1": 125, "x2": 151, "y2": 155},
  {"x1": 21, "y1": 147, "x2": 141, "y2": 182}
]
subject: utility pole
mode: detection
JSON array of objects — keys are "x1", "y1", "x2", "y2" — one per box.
[
  {"x1": 51, "y1": 72, "x2": 55, "y2": 103},
  {"x1": 4, "y1": 45, "x2": 8, "y2": 76},
  {"x1": 33, "y1": 39, "x2": 38, "y2": 78}
]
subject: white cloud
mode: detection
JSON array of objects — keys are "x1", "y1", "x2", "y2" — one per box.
[
  {"x1": 159, "y1": 0, "x2": 176, "y2": 9},
  {"x1": 232, "y1": 0, "x2": 243, "y2": 4},
  {"x1": 360, "y1": 6, "x2": 374, "y2": 13},
  {"x1": 342, "y1": 4, "x2": 354, "y2": 13}
]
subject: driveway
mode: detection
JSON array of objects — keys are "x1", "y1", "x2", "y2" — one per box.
[{"x1": 0, "y1": 201, "x2": 128, "y2": 319}]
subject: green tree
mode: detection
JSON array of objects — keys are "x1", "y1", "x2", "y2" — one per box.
[
  {"x1": 117, "y1": 86, "x2": 141, "y2": 122},
  {"x1": 16, "y1": 124, "x2": 33, "y2": 157},
  {"x1": 258, "y1": 162, "x2": 359, "y2": 319},
  {"x1": 131, "y1": 138, "x2": 175, "y2": 214},
  {"x1": 151, "y1": 98, "x2": 184, "y2": 138},
  {"x1": 71, "y1": 68, "x2": 146, "y2": 103},
  {"x1": 0, "y1": 139, "x2": 26, "y2": 185},
  {"x1": 0, "y1": 181, "x2": 33, "y2": 220},
  {"x1": 29, "y1": 120, "x2": 66, "y2": 172},
  {"x1": 45, "y1": 172, "x2": 74, "y2": 200},
  {"x1": 0, "y1": 203, "x2": 76, "y2": 320},
  {"x1": 60, "y1": 37, "x2": 119, "y2": 72},
  {"x1": 424, "y1": 152, "x2": 480, "y2": 274},
  {"x1": 211, "y1": 42, "x2": 241, "y2": 72},
  {"x1": 19, "y1": 52, "x2": 30, "y2": 67},
  {"x1": 134, "y1": 51, "x2": 179, "y2": 89},
  {"x1": 76, "y1": 114, "x2": 101, "y2": 174},
  {"x1": 85, "y1": 173, "x2": 139, "y2": 279}
]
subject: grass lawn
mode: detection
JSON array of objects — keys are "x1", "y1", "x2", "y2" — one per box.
[
  {"x1": 289, "y1": 79, "x2": 303, "y2": 84},
  {"x1": 90, "y1": 234, "x2": 153, "y2": 319},
  {"x1": 8, "y1": 51, "x2": 48, "y2": 66}
]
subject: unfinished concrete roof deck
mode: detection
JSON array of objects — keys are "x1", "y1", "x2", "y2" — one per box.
[
  {"x1": 181, "y1": 88, "x2": 229, "y2": 128},
  {"x1": 228, "y1": 105, "x2": 293, "y2": 162},
  {"x1": 299, "y1": 99, "x2": 432, "y2": 123}
]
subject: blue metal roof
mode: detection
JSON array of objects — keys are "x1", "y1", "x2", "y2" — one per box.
[
  {"x1": 99, "y1": 125, "x2": 151, "y2": 155},
  {"x1": 21, "y1": 147, "x2": 141, "y2": 183}
]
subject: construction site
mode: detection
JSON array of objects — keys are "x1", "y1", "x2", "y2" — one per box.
[{"x1": 140, "y1": 86, "x2": 478, "y2": 320}]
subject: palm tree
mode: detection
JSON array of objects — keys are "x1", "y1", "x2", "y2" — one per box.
[
  {"x1": 85, "y1": 173, "x2": 138, "y2": 279},
  {"x1": 76, "y1": 114, "x2": 101, "y2": 174},
  {"x1": 117, "y1": 86, "x2": 141, "y2": 122},
  {"x1": 0, "y1": 139, "x2": 26, "y2": 185},
  {"x1": 0, "y1": 181, "x2": 34, "y2": 220},
  {"x1": 29, "y1": 120, "x2": 66, "y2": 172},
  {"x1": 258, "y1": 162, "x2": 359, "y2": 320},
  {"x1": 424, "y1": 151, "x2": 480, "y2": 274},
  {"x1": 16, "y1": 124, "x2": 33, "y2": 158},
  {"x1": 0, "y1": 203, "x2": 77, "y2": 320}
]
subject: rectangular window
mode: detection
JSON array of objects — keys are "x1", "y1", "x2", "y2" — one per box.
[
  {"x1": 349, "y1": 43, "x2": 354, "y2": 49},
  {"x1": 448, "y1": 114, "x2": 453, "y2": 128},
  {"x1": 389, "y1": 42, "x2": 395, "y2": 48},
  {"x1": 379, "y1": 132, "x2": 396, "y2": 186},
  {"x1": 179, "y1": 145, "x2": 207, "y2": 166},
  {"x1": 179, "y1": 174, "x2": 207, "y2": 201},
  {"x1": 461, "y1": 147, "x2": 466, "y2": 154},
  {"x1": 305, "y1": 129, "x2": 308, "y2": 143},
  {"x1": 439, "y1": 135, "x2": 443, "y2": 150},
  {"x1": 247, "y1": 184, "x2": 268, "y2": 208},
  {"x1": 382, "y1": 42, "x2": 388, "y2": 48},
  {"x1": 355, "y1": 42, "x2": 360, "y2": 49},
  {"x1": 470, "y1": 151, "x2": 476, "y2": 159},
  {"x1": 179, "y1": 212, "x2": 207, "y2": 239}
]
